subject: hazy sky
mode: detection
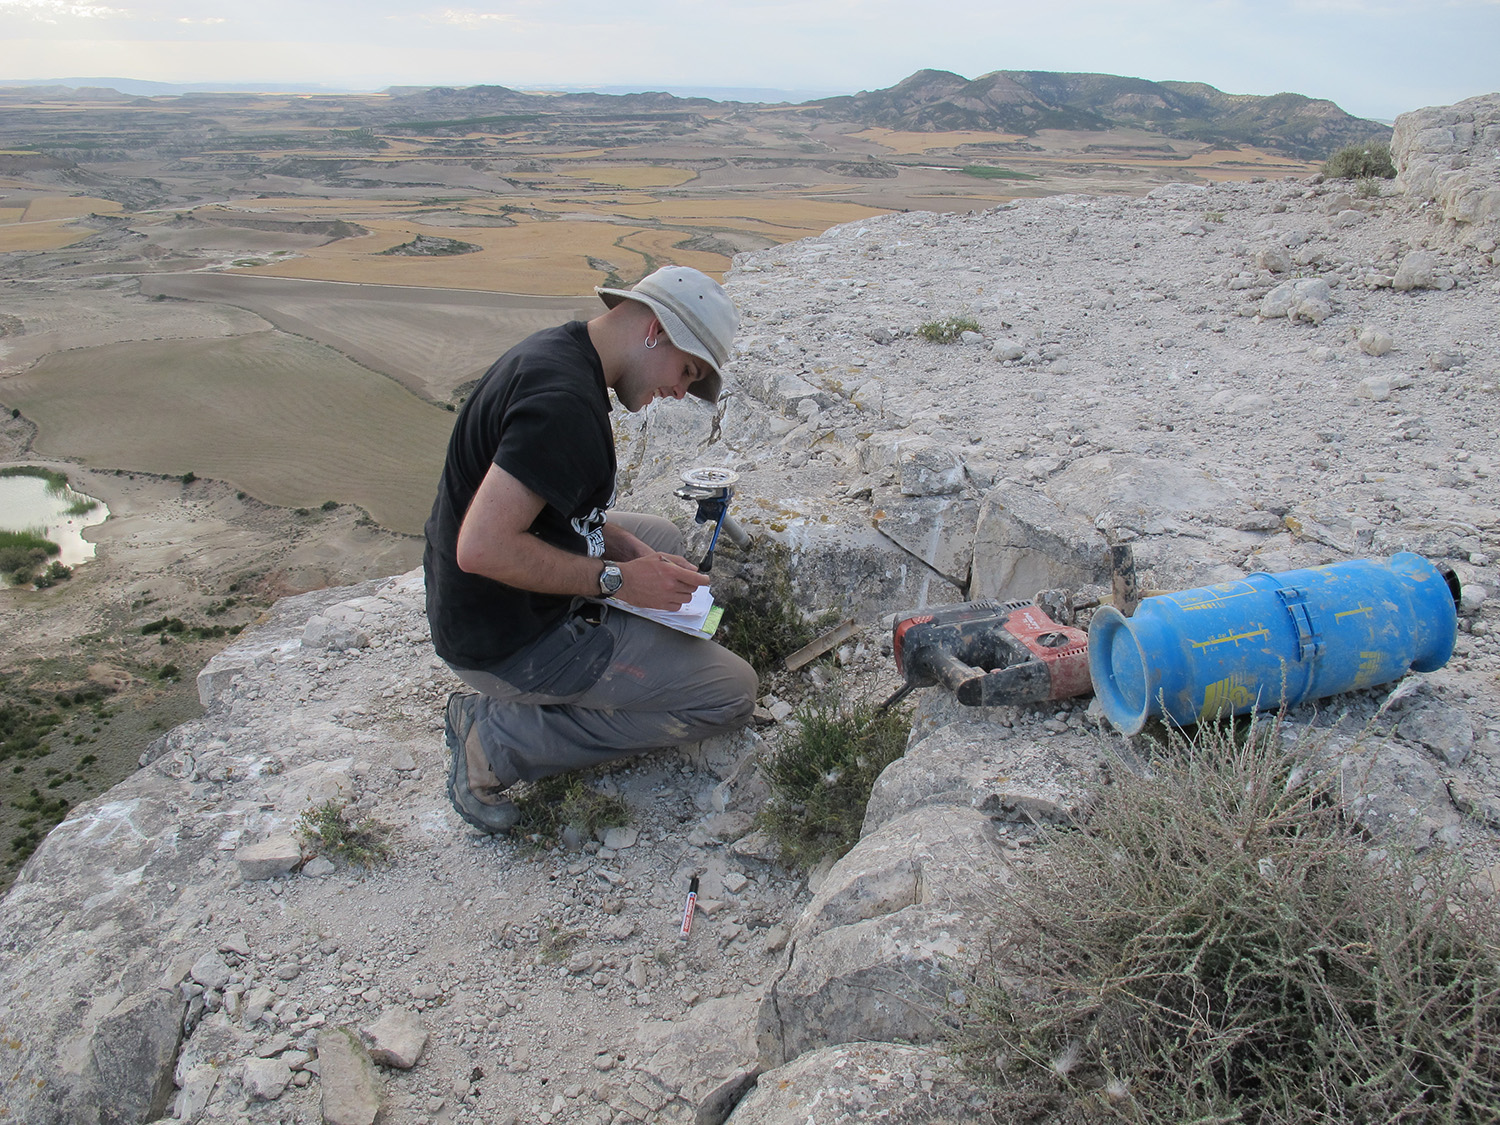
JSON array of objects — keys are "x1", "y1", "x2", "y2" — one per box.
[{"x1": 0, "y1": 0, "x2": 1495, "y2": 122}]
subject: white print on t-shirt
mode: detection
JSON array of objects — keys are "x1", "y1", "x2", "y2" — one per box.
[{"x1": 572, "y1": 487, "x2": 615, "y2": 557}]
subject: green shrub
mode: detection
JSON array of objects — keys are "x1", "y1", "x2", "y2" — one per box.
[
  {"x1": 757, "y1": 701, "x2": 910, "y2": 868},
  {"x1": 957, "y1": 715, "x2": 1500, "y2": 1122},
  {"x1": 298, "y1": 800, "x2": 391, "y2": 867},
  {"x1": 917, "y1": 316, "x2": 982, "y2": 344},
  {"x1": 512, "y1": 773, "x2": 629, "y2": 842},
  {"x1": 714, "y1": 540, "x2": 822, "y2": 677},
  {"x1": 1323, "y1": 140, "x2": 1396, "y2": 180},
  {"x1": 0, "y1": 529, "x2": 58, "y2": 585}
]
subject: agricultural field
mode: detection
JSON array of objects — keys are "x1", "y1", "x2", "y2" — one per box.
[{"x1": 5, "y1": 331, "x2": 453, "y2": 535}]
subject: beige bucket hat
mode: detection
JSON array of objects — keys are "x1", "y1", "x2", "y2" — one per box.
[{"x1": 596, "y1": 266, "x2": 738, "y2": 403}]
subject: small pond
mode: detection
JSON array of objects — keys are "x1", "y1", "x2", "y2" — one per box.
[{"x1": 0, "y1": 473, "x2": 110, "y2": 568}]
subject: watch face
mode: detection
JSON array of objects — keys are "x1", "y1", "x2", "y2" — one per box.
[{"x1": 601, "y1": 565, "x2": 623, "y2": 595}]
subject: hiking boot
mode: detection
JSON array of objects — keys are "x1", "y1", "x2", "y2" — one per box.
[{"x1": 444, "y1": 692, "x2": 520, "y2": 834}]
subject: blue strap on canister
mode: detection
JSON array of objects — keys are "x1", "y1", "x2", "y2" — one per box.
[{"x1": 1088, "y1": 552, "x2": 1459, "y2": 735}]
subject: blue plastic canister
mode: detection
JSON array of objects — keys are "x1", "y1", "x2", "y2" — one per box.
[{"x1": 1088, "y1": 552, "x2": 1459, "y2": 735}]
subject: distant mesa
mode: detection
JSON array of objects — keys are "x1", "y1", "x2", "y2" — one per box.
[{"x1": 808, "y1": 69, "x2": 1389, "y2": 159}]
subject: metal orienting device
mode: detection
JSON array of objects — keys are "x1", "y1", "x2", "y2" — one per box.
[
  {"x1": 1087, "y1": 552, "x2": 1461, "y2": 735},
  {"x1": 674, "y1": 467, "x2": 749, "y2": 573}
]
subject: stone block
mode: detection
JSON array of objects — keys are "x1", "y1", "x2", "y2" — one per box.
[
  {"x1": 757, "y1": 806, "x2": 1009, "y2": 1068},
  {"x1": 359, "y1": 1006, "x2": 428, "y2": 1069},
  {"x1": 798, "y1": 805, "x2": 1006, "y2": 943},
  {"x1": 724, "y1": 1042, "x2": 979, "y2": 1125},
  {"x1": 969, "y1": 483, "x2": 1107, "y2": 604},
  {"x1": 242, "y1": 1056, "x2": 291, "y2": 1101},
  {"x1": 318, "y1": 1027, "x2": 382, "y2": 1125},
  {"x1": 631, "y1": 995, "x2": 759, "y2": 1125},
  {"x1": 872, "y1": 494, "x2": 980, "y2": 588},
  {"x1": 1398, "y1": 702, "x2": 1475, "y2": 767},
  {"x1": 235, "y1": 833, "x2": 302, "y2": 881},
  {"x1": 88, "y1": 988, "x2": 187, "y2": 1125}
]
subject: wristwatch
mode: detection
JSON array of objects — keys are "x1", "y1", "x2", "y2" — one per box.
[{"x1": 598, "y1": 563, "x2": 624, "y2": 597}]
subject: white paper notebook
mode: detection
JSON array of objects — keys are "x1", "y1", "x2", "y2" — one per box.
[{"x1": 607, "y1": 583, "x2": 723, "y2": 637}]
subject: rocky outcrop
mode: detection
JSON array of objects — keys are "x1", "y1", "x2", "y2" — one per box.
[
  {"x1": 1393, "y1": 93, "x2": 1500, "y2": 228},
  {"x1": 2, "y1": 96, "x2": 1499, "y2": 1125}
]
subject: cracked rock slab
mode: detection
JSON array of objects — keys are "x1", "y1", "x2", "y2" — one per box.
[
  {"x1": 863, "y1": 721, "x2": 1087, "y2": 836},
  {"x1": 725, "y1": 1041, "x2": 983, "y2": 1125}
]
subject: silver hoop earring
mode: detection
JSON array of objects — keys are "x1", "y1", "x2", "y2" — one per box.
[{"x1": 644, "y1": 336, "x2": 657, "y2": 349}]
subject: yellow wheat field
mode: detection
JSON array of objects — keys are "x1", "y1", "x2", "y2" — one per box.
[
  {"x1": 0, "y1": 219, "x2": 96, "y2": 251},
  {"x1": 238, "y1": 217, "x2": 701, "y2": 293},
  {"x1": 21, "y1": 196, "x2": 122, "y2": 221}
]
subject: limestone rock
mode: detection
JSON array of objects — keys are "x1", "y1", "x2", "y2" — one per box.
[
  {"x1": 872, "y1": 494, "x2": 980, "y2": 587},
  {"x1": 1399, "y1": 702, "x2": 1475, "y2": 767},
  {"x1": 235, "y1": 833, "x2": 302, "y2": 880},
  {"x1": 757, "y1": 806, "x2": 1008, "y2": 1068},
  {"x1": 88, "y1": 988, "x2": 187, "y2": 1125},
  {"x1": 801, "y1": 804, "x2": 1007, "y2": 941},
  {"x1": 602, "y1": 825, "x2": 639, "y2": 850},
  {"x1": 1392, "y1": 250, "x2": 1441, "y2": 291},
  {"x1": 1357, "y1": 326, "x2": 1394, "y2": 356},
  {"x1": 1333, "y1": 740, "x2": 1462, "y2": 848},
  {"x1": 1356, "y1": 373, "x2": 1415, "y2": 401},
  {"x1": 189, "y1": 951, "x2": 231, "y2": 990},
  {"x1": 1260, "y1": 277, "x2": 1334, "y2": 323},
  {"x1": 242, "y1": 1056, "x2": 291, "y2": 1101},
  {"x1": 630, "y1": 995, "x2": 759, "y2": 1124},
  {"x1": 898, "y1": 437, "x2": 966, "y2": 497},
  {"x1": 725, "y1": 1042, "x2": 979, "y2": 1125},
  {"x1": 969, "y1": 483, "x2": 1107, "y2": 603},
  {"x1": 173, "y1": 1064, "x2": 219, "y2": 1124},
  {"x1": 1393, "y1": 94, "x2": 1500, "y2": 225},
  {"x1": 359, "y1": 1006, "x2": 428, "y2": 1069},
  {"x1": 863, "y1": 722, "x2": 1084, "y2": 834},
  {"x1": 1255, "y1": 244, "x2": 1291, "y2": 273},
  {"x1": 302, "y1": 613, "x2": 370, "y2": 651},
  {"x1": 318, "y1": 1026, "x2": 382, "y2": 1125}
]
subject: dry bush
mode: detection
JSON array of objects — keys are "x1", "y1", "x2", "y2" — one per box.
[
  {"x1": 757, "y1": 700, "x2": 910, "y2": 868},
  {"x1": 957, "y1": 715, "x2": 1500, "y2": 1123}
]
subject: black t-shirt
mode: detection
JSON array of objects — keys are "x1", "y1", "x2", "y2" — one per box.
[{"x1": 424, "y1": 321, "x2": 616, "y2": 668}]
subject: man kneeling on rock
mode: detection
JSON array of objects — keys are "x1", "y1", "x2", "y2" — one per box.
[{"x1": 423, "y1": 266, "x2": 758, "y2": 833}]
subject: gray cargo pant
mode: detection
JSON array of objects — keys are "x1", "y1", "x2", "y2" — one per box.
[{"x1": 447, "y1": 512, "x2": 757, "y2": 789}]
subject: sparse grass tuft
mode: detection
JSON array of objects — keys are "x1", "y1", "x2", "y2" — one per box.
[
  {"x1": 0, "y1": 465, "x2": 69, "y2": 490},
  {"x1": 298, "y1": 799, "x2": 391, "y2": 867},
  {"x1": 917, "y1": 316, "x2": 982, "y2": 344},
  {"x1": 1323, "y1": 139, "x2": 1396, "y2": 180},
  {"x1": 757, "y1": 700, "x2": 910, "y2": 868},
  {"x1": 714, "y1": 540, "x2": 824, "y2": 677},
  {"x1": 956, "y1": 714, "x2": 1500, "y2": 1123},
  {"x1": 1356, "y1": 175, "x2": 1384, "y2": 200},
  {"x1": 512, "y1": 773, "x2": 629, "y2": 842}
]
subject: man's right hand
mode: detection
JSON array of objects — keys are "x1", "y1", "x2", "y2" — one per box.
[{"x1": 616, "y1": 552, "x2": 708, "y2": 611}]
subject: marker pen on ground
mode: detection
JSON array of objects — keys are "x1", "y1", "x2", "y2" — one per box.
[{"x1": 679, "y1": 875, "x2": 699, "y2": 940}]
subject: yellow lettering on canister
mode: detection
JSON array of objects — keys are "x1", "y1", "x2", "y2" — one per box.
[
  {"x1": 1201, "y1": 675, "x2": 1253, "y2": 719},
  {"x1": 1353, "y1": 651, "x2": 1385, "y2": 688}
]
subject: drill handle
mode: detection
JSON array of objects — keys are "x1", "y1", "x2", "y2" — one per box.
[{"x1": 926, "y1": 649, "x2": 983, "y2": 695}]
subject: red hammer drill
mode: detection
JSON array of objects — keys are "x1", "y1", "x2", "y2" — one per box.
[{"x1": 883, "y1": 599, "x2": 1091, "y2": 710}]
